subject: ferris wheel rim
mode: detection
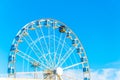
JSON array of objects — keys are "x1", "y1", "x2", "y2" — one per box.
[{"x1": 8, "y1": 18, "x2": 90, "y2": 80}]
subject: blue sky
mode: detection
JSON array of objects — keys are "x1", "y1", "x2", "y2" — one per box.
[{"x1": 0, "y1": 0, "x2": 120, "y2": 75}]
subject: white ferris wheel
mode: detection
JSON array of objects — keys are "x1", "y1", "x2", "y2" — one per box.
[{"x1": 8, "y1": 19, "x2": 90, "y2": 80}]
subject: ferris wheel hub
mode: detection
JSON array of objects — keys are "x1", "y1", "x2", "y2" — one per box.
[{"x1": 56, "y1": 67, "x2": 63, "y2": 75}]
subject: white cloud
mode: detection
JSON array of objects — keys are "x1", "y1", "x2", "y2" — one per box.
[
  {"x1": 62, "y1": 68, "x2": 120, "y2": 80},
  {"x1": 91, "y1": 68, "x2": 120, "y2": 80},
  {"x1": 1, "y1": 68, "x2": 120, "y2": 80},
  {"x1": 63, "y1": 69, "x2": 83, "y2": 80}
]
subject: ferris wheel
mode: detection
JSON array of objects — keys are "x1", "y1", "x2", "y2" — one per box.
[{"x1": 8, "y1": 18, "x2": 90, "y2": 80}]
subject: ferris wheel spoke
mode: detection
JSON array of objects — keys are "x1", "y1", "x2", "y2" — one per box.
[
  {"x1": 57, "y1": 45, "x2": 78, "y2": 67},
  {"x1": 17, "y1": 50, "x2": 49, "y2": 69},
  {"x1": 39, "y1": 26, "x2": 49, "y2": 52},
  {"x1": 53, "y1": 21, "x2": 56, "y2": 66},
  {"x1": 35, "y1": 29, "x2": 45, "y2": 54},
  {"x1": 63, "y1": 62, "x2": 82, "y2": 70},
  {"x1": 52, "y1": 21, "x2": 58, "y2": 68},
  {"x1": 57, "y1": 34, "x2": 67, "y2": 67},
  {"x1": 17, "y1": 51, "x2": 42, "y2": 69},
  {"x1": 35, "y1": 29, "x2": 52, "y2": 67},
  {"x1": 38, "y1": 58, "x2": 50, "y2": 69},
  {"x1": 39, "y1": 27, "x2": 54, "y2": 67},
  {"x1": 18, "y1": 50, "x2": 39, "y2": 63},
  {"x1": 55, "y1": 41, "x2": 69, "y2": 67},
  {"x1": 55, "y1": 33, "x2": 63, "y2": 53},
  {"x1": 39, "y1": 54, "x2": 52, "y2": 69},
  {"x1": 47, "y1": 26, "x2": 54, "y2": 67},
  {"x1": 27, "y1": 34, "x2": 42, "y2": 54},
  {"x1": 23, "y1": 37, "x2": 41, "y2": 59},
  {"x1": 59, "y1": 47, "x2": 76, "y2": 67},
  {"x1": 55, "y1": 46, "x2": 73, "y2": 67},
  {"x1": 24, "y1": 36, "x2": 51, "y2": 67},
  {"x1": 54, "y1": 33, "x2": 63, "y2": 66},
  {"x1": 48, "y1": 23, "x2": 50, "y2": 53}
]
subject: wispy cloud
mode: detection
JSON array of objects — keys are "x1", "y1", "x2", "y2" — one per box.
[{"x1": 106, "y1": 60, "x2": 120, "y2": 68}]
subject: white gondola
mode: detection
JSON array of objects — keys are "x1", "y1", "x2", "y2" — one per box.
[
  {"x1": 36, "y1": 20, "x2": 41, "y2": 28},
  {"x1": 8, "y1": 55, "x2": 15, "y2": 63},
  {"x1": 28, "y1": 25, "x2": 35, "y2": 30},
  {"x1": 84, "y1": 77, "x2": 90, "y2": 80},
  {"x1": 15, "y1": 35, "x2": 22, "y2": 42},
  {"x1": 21, "y1": 28, "x2": 28, "y2": 36},
  {"x1": 8, "y1": 67, "x2": 15, "y2": 74},
  {"x1": 83, "y1": 67, "x2": 89, "y2": 73},
  {"x1": 41, "y1": 20, "x2": 50, "y2": 27},
  {"x1": 66, "y1": 32, "x2": 72, "y2": 39},
  {"x1": 81, "y1": 57, "x2": 87, "y2": 62},
  {"x1": 72, "y1": 39, "x2": 78, "y2": 46},
  {"x1": 10, "y1": 44, "x2": 18, "y2": 52},
  {"x1": 77, "y1": 47, "x2": 84, "y2": 54}
]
